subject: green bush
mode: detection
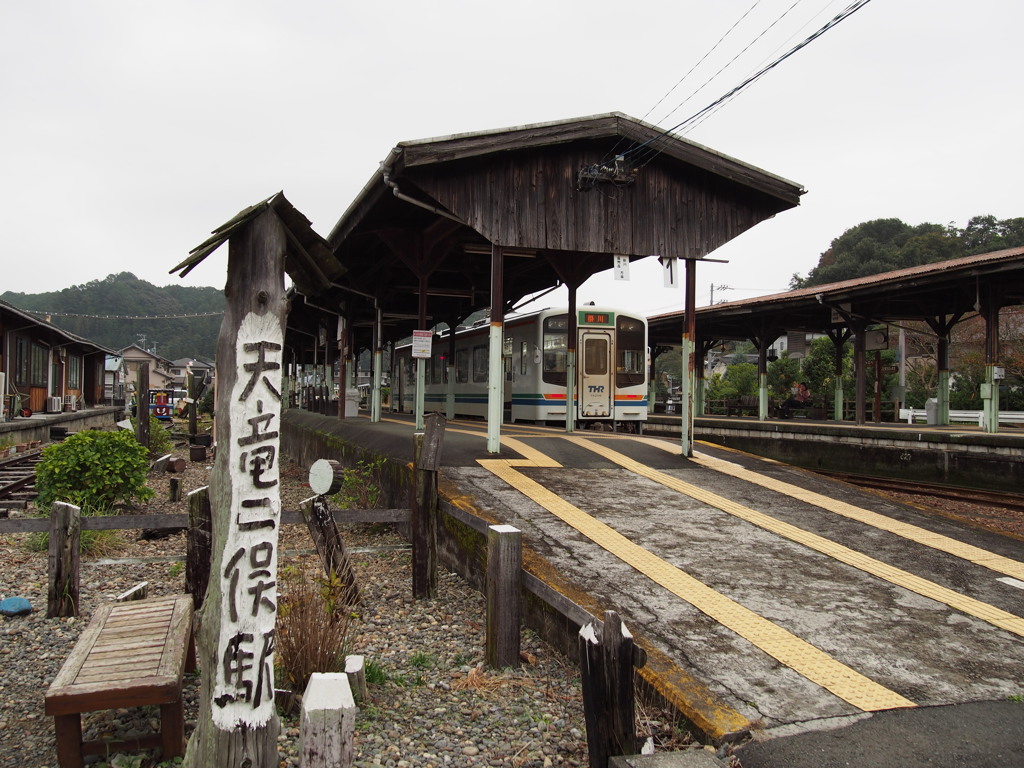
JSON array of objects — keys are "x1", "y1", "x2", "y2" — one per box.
[
  {"x1": 36, "y1": 429, "x2": 154, "y2": 512},
  {"x1": 128, "y1": 414, "x2": 175, "y2": 458}
]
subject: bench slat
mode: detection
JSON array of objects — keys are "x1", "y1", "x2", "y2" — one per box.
[{"x1": 45, "y1": 595, "x2": 192, "y2": 716}]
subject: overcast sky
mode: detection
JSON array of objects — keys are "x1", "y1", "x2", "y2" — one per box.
[{"x1": 2, "y1": 1, "x2": 1021, "y2": 317}]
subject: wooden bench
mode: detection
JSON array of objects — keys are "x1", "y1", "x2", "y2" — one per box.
[{"x1": 45, "y1": 595, "x2": 195, "y2": 768}]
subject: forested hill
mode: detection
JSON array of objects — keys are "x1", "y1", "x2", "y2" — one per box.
[
  {"x1": 791, "y1": 214, "x2": 1024, "y2": 289},
  {"x1": 1, "y1": 272, "x2": 223, "y2": 362}
]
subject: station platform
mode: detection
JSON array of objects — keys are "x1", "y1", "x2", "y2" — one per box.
[
  {"x1": 281, "y1": 409, "x2": 1024, "y2": 767},
  {"x1": 647, "y1": 413, "x2": 1024, "y2": 494}
]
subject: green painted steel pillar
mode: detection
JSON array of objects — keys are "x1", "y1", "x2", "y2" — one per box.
[
  {"x1": 371, "y1": 306, "x2": 382, "y2": 423},
  {"x1": 487, "y1": 245, "x2": 504, "y2": 453},
  {"x1": 415, "y1": 357, "x2": 425, "y2": 431}
]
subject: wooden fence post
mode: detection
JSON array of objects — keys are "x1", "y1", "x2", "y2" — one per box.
[
  {"x1": 579, "y1": 611, "x2": 639, "y2": 768},
  {"x1": 411, "y1": 412, "x2": 444, "y2": 599},
  {"x1": 300, "y1": 673, "x2": 356, "y2": 768},
  {"x1": 169, "y1": 477, "x2": 183, "y2": 502},
  {"x1": 186, "y1": 486, "x2": 212, "y2": 609},
  {"x1": 47, "y1": 502, "x2": 81, "y2": 618},
  {"x1": 486, "y1": 524, "x2": 521, "y2": 669},
  {"x1": 299, "y1": 495, "x2": 362, "y2": 605},
  {"x1": 136, "y1": 363, "x2": 150, "y2": 450}
]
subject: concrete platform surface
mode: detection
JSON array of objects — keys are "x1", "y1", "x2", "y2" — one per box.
[{"x1": 284, "y1": 410, "x2": 1024, "y2": 767}]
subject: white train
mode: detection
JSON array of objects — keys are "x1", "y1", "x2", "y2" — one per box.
[{"x1": 392, "y1": 306, "x2": 649, "y2": 428}]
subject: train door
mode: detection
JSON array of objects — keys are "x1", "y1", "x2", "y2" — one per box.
[{"x1": 578, "y1": 329, "x2": 613, "y2": 418}]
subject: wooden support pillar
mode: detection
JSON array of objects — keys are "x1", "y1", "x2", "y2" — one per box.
[
  {"x1": 186, "y1": 486, "x2": 212, "y2": 609},
  {"x1": 579, "y1": 611, "x2": 640, "y2": 768},
  {"x1": 300, "y1": 673, "x2": 356, "y2": 768},
  {"x1": 47, "y1": 502, "x2": 81, "y2": 618},
  {"x1": 486, "y1": 524, "x2": 522, "y2": 669},
  {"x1": 411, "y1": 412, "x2": 444, "y2": 598},
  {"x1": 136, "y1": 362, "x2": 150, "y2": 450},
  {"x1": 182, "y1": 205, "x2": 286, "y2": 767},
  {"x1": 187, "y1": 371, "x2": 198, "y2": 440}
]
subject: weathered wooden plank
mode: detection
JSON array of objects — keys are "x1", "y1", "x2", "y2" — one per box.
[
  {"x1": 48, "y1": 502, "x2": 81, "y2": 618},
  {"x1": 486, "y1": 525, "x2": 522, "y2": 669},
  {"x1": 299, "y1": 495, "x2": 362, "y2": 605},
  {"x1": 0, "y1": 506, "x2": 412, "y2": 534},
  {"x1": 185, "y1": 486, "x2": 212, "y2": 609}
]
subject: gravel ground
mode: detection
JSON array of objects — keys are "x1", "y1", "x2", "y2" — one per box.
[{"x1": 0, "y1": 450, "x2": 688, "y2": 768}]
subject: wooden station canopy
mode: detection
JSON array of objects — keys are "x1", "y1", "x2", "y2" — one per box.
[
  {"x1": 647, "y1": 246, "x2": 1024, "y2": 349},
  {"x1": 285, "y1": 112, "x2": 805, "y2": 352}
]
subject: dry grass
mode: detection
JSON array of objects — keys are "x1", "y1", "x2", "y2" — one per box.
[{"x1": 276, "y1": 563, "x2": 356, "y2": 694}]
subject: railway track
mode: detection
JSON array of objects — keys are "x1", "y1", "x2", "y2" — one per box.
[
  {"x1": 0, "y1": 449, "x2": 44, "y2": 516},
  {"x1": 815, "y1": 470, "x2": 1024, "y2": 513}
]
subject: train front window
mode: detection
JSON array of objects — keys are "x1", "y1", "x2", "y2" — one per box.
[
  {"x1": 542, "y1": 315, "x2": 568, "y2": 386},
  {"x1": 584, "y1": 338, "x2": 608, "y2": 375},
  {"x1": 616, "y1": 315, "x2": 645, "y2": 387}
]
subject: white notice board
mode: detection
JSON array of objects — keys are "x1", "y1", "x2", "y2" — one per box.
[{"x1": 411, "y1": 330, "x2": 433, "y2": 359}]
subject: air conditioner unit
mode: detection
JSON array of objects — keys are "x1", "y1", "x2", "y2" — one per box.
[
  {"x1": 47, "y1": 396, "x2": 63, "y2": 413},
  {"x1": 63, "y1": 395, "x2": 76, "y2": 412}
]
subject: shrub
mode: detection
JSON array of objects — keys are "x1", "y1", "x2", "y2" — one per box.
[
  {"x1": 276, "y1": 565, "x2": 355, "y2": 694},
  {"x1": 129, "y1": 414, "x2": 175, "y2": 458},
  {"x1": 35, "y1": 429, "x2": 154, "y2": 512},
  {"x1": 331, "y1": 457, "x2": 386, "y2": 510}
]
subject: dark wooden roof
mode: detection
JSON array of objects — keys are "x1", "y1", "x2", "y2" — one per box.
[
  {"x1": 170, "y1": 191, "x2": 343, "y2": 297},
  {"x1": 0, "y1": 298, "x2": 118, "y2": 355},
  {"x1": 308, "y1": 112, "x2": 804, "y2": 352},
  {"x1": 648, "y1": 247, "x2": 1024, "y2": 347}
]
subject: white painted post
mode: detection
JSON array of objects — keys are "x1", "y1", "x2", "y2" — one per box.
[
  {"x1": 371, "y1": 306, "x2": 383, "y2": 423},
  {"x1": 415, "y1": 357, "x2": 426, "y2": 432},
  {"x1": 344, "y1": 655, "x2": 367, "y2": 703},
  {"x1": 487, "y1": 322, "x2": 503, "y2": 453},
  {"x1": 300, "y1": 673, "x2": 357, "y2": 768}
]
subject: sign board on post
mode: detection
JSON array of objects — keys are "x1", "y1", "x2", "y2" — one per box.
[
  {"x1": 411, "y1": 330, "x2": 433, "y2": 359},
  {"x1": 612, "y1": 254, "x2": 630, "y2": 281},
  {"x1": 658, "y1": 256, "x2": 679, "y2": 288}
]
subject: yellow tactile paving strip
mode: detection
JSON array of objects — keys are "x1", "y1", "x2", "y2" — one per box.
[
  {"x1": 633, "y1": 435, "x2": 1024, "y2": 582},
  {"x1": 570, "y1": 436, "x2": 1024, "y2": 640},
  {"x1": 478, "y1": 456, "x2": 915, "y2": 712}
]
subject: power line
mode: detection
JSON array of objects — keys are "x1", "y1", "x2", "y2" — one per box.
[
  {"x1": 23, "y1": 310, "x2": 224, "y2": 320},
  {"x1": 627, "y1": 0, "x2": 874, "y2": 169}
]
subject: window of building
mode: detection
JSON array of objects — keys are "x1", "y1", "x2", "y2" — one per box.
[
  {"x1": 68, "y1": 355, "x2": 82, "y2": 389},
  {"x1": 14, "y1": 336, "x2": 29, "y2": 386},
  {"x1": 31, "y1": 343, "x2": 48, "y2": 388}
]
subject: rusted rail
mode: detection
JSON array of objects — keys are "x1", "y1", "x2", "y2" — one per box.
[
  {"x1": 0, "y1": 449, "x2": 43, "y2": 512},
  {"x1": 815, "y1": 470, "x2": 1024, "y2": 513}
]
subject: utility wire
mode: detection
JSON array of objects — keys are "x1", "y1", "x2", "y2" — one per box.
[
  {"x1": 627, "y1": 0, "x2": 873, "y2": 169},
  {"x1": 23, "y1": 310, "x2": 224, "y2": 320},
  {"x1": 653, "y1": 0, "x2": 806, "y2": 130}
]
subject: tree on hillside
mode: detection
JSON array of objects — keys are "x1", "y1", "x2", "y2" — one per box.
[
  {"x1": 0, "y1": 272, "x2": 224, "y2": 360},
  {"x1": 790, "y1": 214, "x2": 1024, "y2": 289}
]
